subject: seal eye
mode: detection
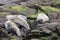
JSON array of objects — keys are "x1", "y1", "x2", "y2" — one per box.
[{"x1": 38, "y1": 19, "x2": 43, "y2": 24}]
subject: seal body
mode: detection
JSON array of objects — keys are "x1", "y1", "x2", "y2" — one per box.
[
  {"x1": 5, "y1": 15, "x2": 30, "y2": 37},
  {"x1": 5, "y1": 21, "x2": 22, "y2": 37},
  {"x1": 36, "y1": 13, "x2": 49, "y2": 23}
]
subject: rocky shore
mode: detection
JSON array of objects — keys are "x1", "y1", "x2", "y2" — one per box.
[{"x1": 0, "y1": 0, "x2": 60, "y2": 40}]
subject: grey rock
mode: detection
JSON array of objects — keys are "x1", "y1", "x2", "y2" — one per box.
[
  {"x1": 20, "y1": 2, "x2": 27, "y2": 6},
  {"x1": 57, "y1": 15, "x2": 60, "y2": 19},
  {"x1": 27, "y1": 20, "x2": 39, "y2": 29},
  {"x1": 0, "y1": 28, "x2": 8, "y2": 38},
  {"x1": 0, "y1": 0, "x2": 5, "y2": 5},
  {"x1": 48, "y1": 13, "x2": 58, "y2": 20},
  {"x1": 3, "y1": 0, "x2": 29, "y2": 6},
  {"x1": 20, "y1": 0, "x2": 29, "y2": 2},
  {"x1": 39, "y1": 27, "x2": 52, "y2": 35},
  {"x1": 4, "y1": 3, "x2": 19, "y2": 7},
  {"x1": 25, "y1": 8, "x2": 36, "y2": 16},
  {"x1": 48, "y1": 36, "x2": 58, "y2": 40},
  {"x1": 49, "y1": 19, "x2": 60, "y2": 23},
  {"x1": 27, "y1": 0, "x2": 40, "y2": 5},
  {"x1": 37, "y1": 22, "x2": 60, "y2": 32},
  {"x1": 56, "y1": 26, "x2": 60, "y2": 36},
  {"x1": 0, "y1": 0, "x2": 20, "y2": 6},
  {"x1": 27, "y1": 0, "x2": 53, "y2": 5},
  {"x1": 31, "y1": 38, "x2": 41, "y2": 40}
]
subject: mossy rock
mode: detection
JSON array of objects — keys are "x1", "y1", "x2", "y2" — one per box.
[
  {"x1": 28, "y1": 6, "x2": 60, "y2": 19},
  {"x1": 28, "y1": 10, "x2": 43, "y2": 19},
  {"x1": 4, "y1": 6, "x2": 37, "y2": 19},
  {"x1": 10, "y1": 6, "x2": 28, "y2": 12},
  {"x1": 0, "y1": 38, "x2": 7, "y2": 40},
  {"x1": 0, "y1": 12, "x2": 10, "y2": 17},
  {"x1": 41, "y1": 6, "x2": 60, "y2": 14},
  {"x1": 53, "y1": 0, "x2": 60, "y2": 4},
  {"x1": 4, "y1": 6, "x2": 28, "y2": 13},
  {"x1": 10, "y1": 36, "x2": 17, "y2": 40},
  {"x1": 3, "y1": 6, "x2": 60, "y2": 19}
]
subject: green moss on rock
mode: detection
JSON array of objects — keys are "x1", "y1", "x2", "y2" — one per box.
[
  {"x1": 3, "y1": 6, "x2": 60, "y2": 19},
  {"x1": 41, "y1": 6, "x2": 60, "y2": 13},
  {"x1": 0, "y1": 12, "x2": 10, "y2": 17},
  {"x1": 53, "y1": 0, "x2": 60, "y2": 4},
  {"x1": 10, "y1": 6, "x2": 28, "y2": 12},
  {"x1": 4, "y1": 6, "x2": 28, "y2": 13},
  {"x1": 27, "y1": 6, "x2": 60, "y2": 19},
  {"x1": 27, "y1": 10, "x2": 43, "y2": 19}
]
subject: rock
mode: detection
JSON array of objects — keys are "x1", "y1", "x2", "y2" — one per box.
[
  {"x1": 20, "y1": 0, "x2": 29, "y2": 2},
  {"x1": 0, "y1": 0, "x2": 6, "y2": 5},
  {"x1": 4, "y1": 6, "x2": 36, "y2": 17},
  {"x1": 29, "y1": 30, "x2": 41, "y2": 36},
  {"x1": 25, "y1": 8, "x2": 36, "y2": 16},
  {"x1": 0, "y1": 28, "x2": 8, "y2": 38},
  {"x1": 49, "y1": 19, "x2": 60, "y2": 23},
  {"x1": 31, "y1": 38, "x2": 41, "y2": 40},
  {"x1": 47, "y1": 22, "x2": 60, "y2": 32},
  {"x1": 0, "y1": 23, "x2": 5, "y2": 28},
  {"x1": 37, "y1": 22, "x2": 60, "y2": 32},
  {"x1": 39, "y1": 27, "x2": 52, "y2": 35},
  {"x1": 27, "y1": 0, "x2": 41, "y2": 5},
  {"x1": 57, "y1": 26, "x2": 60, "y2": 36},
  {"x1": 0, "y1": 12, "x2": 11, "y2": 17},
  {"x1": 4, "y1": 3, "x2": 19, "y2": 7},
  {"x1": 31, "y1": 30, "x2": 40, "y2": 32},
  {"x1": 20, "y1": 2, "x2": 28, "y2": 6},
  {"x1": 48, "y1": 36, "x2": 58, "y2": 40},
  {"x1": 27, "y1": 0, "x2": 53, "y2": 6},
  {"x1": 3, "y1": 0, "x2": 29, "y2": 6},
  {"x1": 27, "y1": 20, "x2": 39, "y2": 29},
  {"x1": 57, "y1": 14, "x2": 60, "y2": 19},
  {"x1": 48, "y1": 13, "x2": 58, "y2": 20},
  {"x1": 0, "y1": 0, "x2": 20, "y2": 6}
]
